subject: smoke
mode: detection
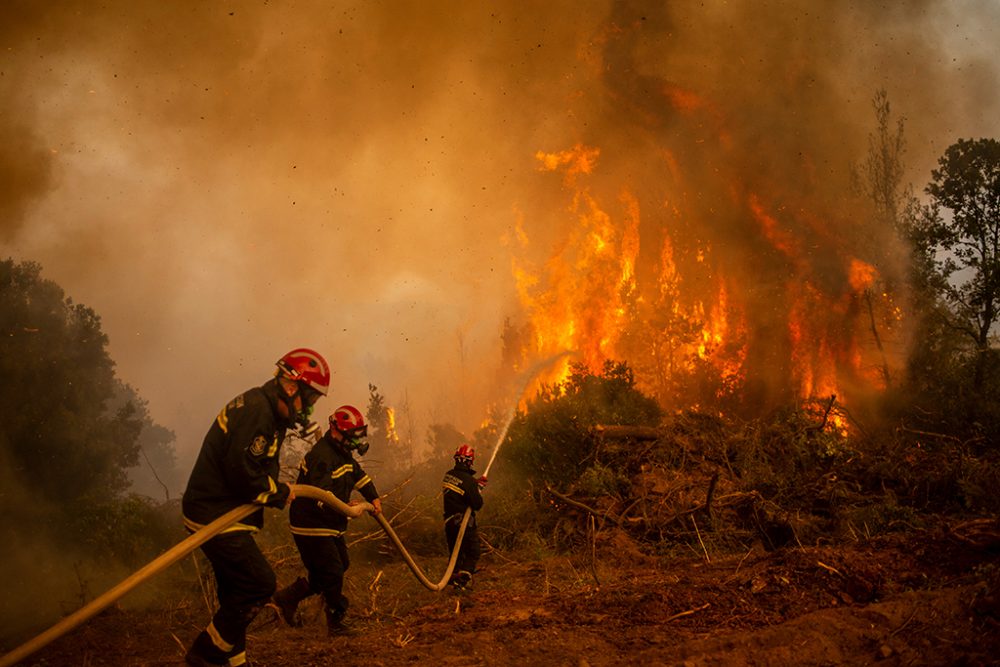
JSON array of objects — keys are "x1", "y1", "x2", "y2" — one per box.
[{"x1": 1, "y1": 1, "x2": 998, "y2": 472}]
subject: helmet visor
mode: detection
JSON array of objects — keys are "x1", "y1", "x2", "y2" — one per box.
[{"x1": 344, "y1": 425, "x2": 367, "y2": 440}]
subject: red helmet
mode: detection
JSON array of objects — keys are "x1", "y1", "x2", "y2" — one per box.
[
  {"x1": 276, "y1": 348, "x2": 330, "y2": 395},
  {"x1": 330, "y1": 405, "x2": 366, "y2": 436},
  {"x1": 454, "y1": 444, "x2": 474, "y2": 467},
  {"x1": 331, "y1": 405, "x2": 369, "y2": 454}
]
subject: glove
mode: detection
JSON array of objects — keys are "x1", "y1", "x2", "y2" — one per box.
[
  {"x1": 264, "y1": 482, "x2": 291, "y2": 508},
  {"x1": 477, "y1": 475, "x2": 488, "y2": 489}
]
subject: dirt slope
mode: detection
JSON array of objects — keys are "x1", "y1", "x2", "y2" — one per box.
[{"x1": 13, "y1": 526, "x2": 999, "y2": 667}]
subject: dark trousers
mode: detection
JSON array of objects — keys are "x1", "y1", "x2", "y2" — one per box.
[
  {"x1": 445, "y1": 514, "x2": 480, "y2": 575},
  {"x1": 293, "y1": 533, "x2": 350, "y2": 614},
  {"x1": 191, "y1": 531, "x2": 276, "y2": 662}
]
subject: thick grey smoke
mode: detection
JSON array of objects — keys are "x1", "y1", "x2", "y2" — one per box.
[{"x1": 1, "y1": 1, "x2": 998, "y2": 470}]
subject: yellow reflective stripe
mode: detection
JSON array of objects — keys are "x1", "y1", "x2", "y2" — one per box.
[
  {"x1": 219, "y1": 523, "x2": 257, "y2": 534},
  {"x1": 228, "y1": 651, "x2": 247, "y2": 666},
  {"x1": 267, "y1": 436, "x2": 278, "y2": 457},
  {"x1": 353, "y1": 475, "x2": 372, "y2": 490},
  {"x1": 216, "y1": 407, "x2": 229, "y2": 433},
  {"x1": 443, "y1": 482, "x2": 464, "y2": 495},
  {"x1": 183, "y1": 515, "x2": 258, "y2": 535},
  {"x1": 254, "y1": 477, "x2": 278, "y2": 505},
  {"x1": 207, "y1": 621, "x2": 234, "y2": 653},
  {"x1": 330, "y1": 464, "x2": 353, "y2": 479},
  {"x1": 289, "y1": 526, "x2": 345, "y2": 537}
]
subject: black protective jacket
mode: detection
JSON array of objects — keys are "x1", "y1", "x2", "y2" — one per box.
[
  {"x1": 442, "y1": 463, "x2": 483, "y2": 521},
  {"x1": 288, "y1": 432, "x2": 379, "y2": 537},
  {"x1": 182, "y1": 379, "x2": 292, "y2": 533}
]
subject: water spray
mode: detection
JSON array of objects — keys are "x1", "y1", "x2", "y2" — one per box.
[
  {"x1": 370, "y1": 350, "x2": 575, "y2": 591},
  {"x1": 481, "y1": 350, "x2": 575, "y2": 477}
]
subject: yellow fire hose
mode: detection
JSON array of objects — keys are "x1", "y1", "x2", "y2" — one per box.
[
  {"x1": 0, "y1": 484, "x2": 472, "y2": 667},
  {"x1": 0, "y1": 352, "x2": 569, "y2": 667}
]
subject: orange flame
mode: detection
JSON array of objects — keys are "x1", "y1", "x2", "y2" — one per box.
[{"x1": 508, "y1": 142, "x2": 893, "y2": 418}]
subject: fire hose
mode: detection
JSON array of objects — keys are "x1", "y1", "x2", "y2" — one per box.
[
  {"x1": 0, "y1": 487, "x2": 471, "y2": 667},
  {"x1": 0, "y1": 486, "x2": 370, "y2": 667},
  {"x1": 0, "y1": 351, "x2": 570, "y2": 666},
  {"x1": 1, "y1": 430, "x2": 484, "y2": 666}
]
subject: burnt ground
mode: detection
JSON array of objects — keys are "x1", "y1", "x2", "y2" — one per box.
[{"x1": 13, "y1": 519, "x2": 1000, "y2": 667}]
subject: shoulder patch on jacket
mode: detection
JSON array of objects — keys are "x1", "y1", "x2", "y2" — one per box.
[{"x1": 249, "y1": 435, "x2": 267, "y2": 457}]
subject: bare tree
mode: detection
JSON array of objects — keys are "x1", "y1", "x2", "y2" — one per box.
[{"x1": 855, "y1": 89, "x2": 914, "y2": 387}]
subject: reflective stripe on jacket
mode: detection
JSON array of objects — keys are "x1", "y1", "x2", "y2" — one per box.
[
  {"x1": 289, "y1": 432, "x2": 379, "y2": 536},
  {"x1": 182, "y1": 379, "x2": 289, "y2": 531},
  {"x1": 442, "y1": 463, "x2": 483, "y2": 519}
]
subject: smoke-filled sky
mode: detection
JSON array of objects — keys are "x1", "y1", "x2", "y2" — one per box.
[{"x1": 2, "y1": 1, "x2": 999, "y2": 473}]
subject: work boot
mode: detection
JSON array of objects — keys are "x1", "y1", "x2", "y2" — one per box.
[
  {"x1": 185, "y1": 630, "x2": 229, "y2": 666},
  {"x1": 272, "y1": 576, "x2": 311, "y2": 627},
  {"x1": 185, "y1": 653, "x2": 226, "y2": 667},
  {"x1": 324, "y1": 606, "x2": 357, "y2": 637},
  {"x1": 185, "y1": 652, "x2": 226, "y2": 667},
  {"x1": 449, "y1": 570, "x2": 472, "y2": 590},
  {"x1": 226, "y1": 649, "x2": 251, "y2": 667}
]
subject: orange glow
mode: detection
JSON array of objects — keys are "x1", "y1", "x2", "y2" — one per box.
[
  {"x1": 749, "y1": 194, "x2": 801, "y2": 261},
  {"x1": 510, "y1": 147, "x2": 641, "y2": 392},
  {"x1": 508, "y1": 140, "x2": 896, "y2": 422},
  {"x1": 848, "y1": 258, "x2": 877, "y2": 292},
  {"x1": 385, "y1": 408, "x2": 400, "y2": 446},
  {"x1": 536, "y1": 144, "x2": 600, "y2": 181},
  {"x1": 664, "y1": 85, "x2": 707, "y2": 113}
]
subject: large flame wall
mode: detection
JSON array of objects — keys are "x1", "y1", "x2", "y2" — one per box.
[{"x1": 505, "y1": 5, "x2": 916, "y2": 415}]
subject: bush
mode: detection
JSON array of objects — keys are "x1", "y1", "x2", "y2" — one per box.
[{"x1": 502, "y1": 360, "x2": 662, "y2": 491}]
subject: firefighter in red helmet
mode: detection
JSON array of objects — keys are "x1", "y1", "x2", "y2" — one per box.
[
  {"x1": 442, "y1": 444, "x2": 487, "y2": 589},
  {"x1": 182, "y1": 348, "x2": 330, "y2": 667},
  {"x1": 273, "y1": 405, "x2": 382, "y2": 636}
]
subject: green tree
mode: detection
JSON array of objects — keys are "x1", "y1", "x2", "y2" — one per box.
[
  {"x1": 915, "y1": 138, "x2": 1000, "y2": 392},
  {"x1": 1, "y1": 259, "x2": 183, "y2": 642},
  {"x1": 0, "y1": 259, "x2": 146, "y2": 506},
  {"x1": 365, "y1": 382, "x2": 390, "y2": 451}
]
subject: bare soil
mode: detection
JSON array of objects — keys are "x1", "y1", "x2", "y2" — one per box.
[{"x1": 15, "y1": 521, "x2": 1000, "y2": 667}]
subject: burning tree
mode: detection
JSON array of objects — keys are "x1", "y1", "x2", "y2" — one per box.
[
  {"x1": 505, "y1": 137, "x2": 900, "y2": 420},
  {"x1": 496, "y1": 12, "x2": 924, "y2": 425}
]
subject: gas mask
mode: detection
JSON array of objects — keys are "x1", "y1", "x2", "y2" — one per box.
[
  {"x1": 342, "y1": 427, "x2": 370, "y2": 455},
  {"x1": 279, "y1": 392, "x2": 314, "y2": 429},
  {"x1": 296, "y1": 403, "x2": 315, "y2": 427},
  {"x1": 348, "y1": 437, "x2": 370, "y2": 456},
  {"x1": 285, "y1": 381, "x2": 322, "y2": 429}
]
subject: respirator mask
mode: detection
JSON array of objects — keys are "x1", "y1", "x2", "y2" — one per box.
[
  {"x1": 291, "y1": 383, "x2": 322, "y2": 428},
  {"x1": 343, "y1": 426, "x2": 370, "y2": 456}
]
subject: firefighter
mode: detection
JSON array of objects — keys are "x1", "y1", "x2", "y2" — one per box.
[
  {"x1": 273, "y1": 405, "x2": 382, "y2": 636},
  {"x1": 182, "y1": 348, "x2": 330, "y2": 667},
  {"x1": 442, "y1": 444, "x2": 487, "y2": 590}
]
